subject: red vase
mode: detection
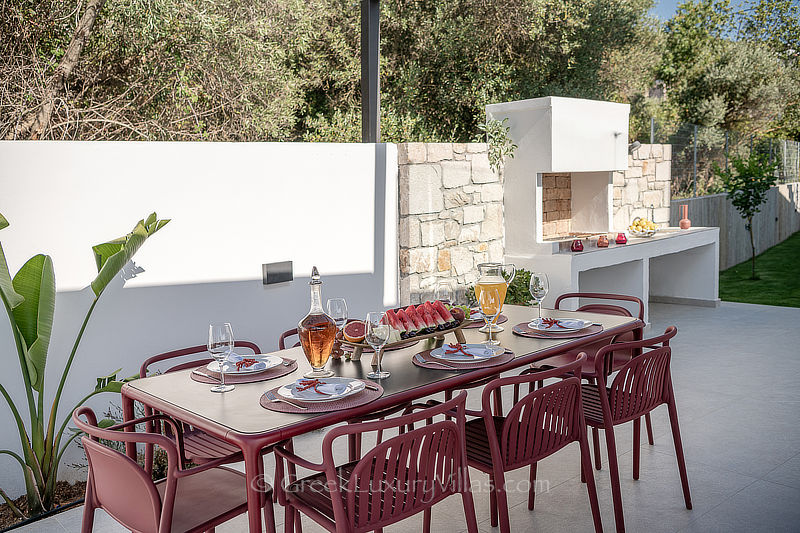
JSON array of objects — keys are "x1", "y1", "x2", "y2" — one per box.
[
  {"x1": 679, "y1": 204, "x2": 691, "y2": 229},
  {"x1": 615, "y1": 233, "x2": 627, "y2": 244},
  {"x1": 570, "y1": 239, "x2": 584, "y2": 252}
]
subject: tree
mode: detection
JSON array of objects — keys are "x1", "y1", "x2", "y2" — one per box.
[{"x1": 714, "y1": 153, "x2": 778, "y2": 279}]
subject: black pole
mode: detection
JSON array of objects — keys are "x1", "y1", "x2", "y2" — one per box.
[{"x1": 361, "y1": 0, "x2": 380, "y2": 143}]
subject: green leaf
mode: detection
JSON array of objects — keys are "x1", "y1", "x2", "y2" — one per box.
[
  {"x1": 90, "y1": 213, "x2": 169, "y2": 296},
  {"x1": 0, "y1": 214, "x2": 24, "y2": 309},
  {"x1": 12, "y1": 255, "x2": 55, "y2": 392},
  {"x1": 94, "y1": 369, "x2": 137, "y2": 395}
]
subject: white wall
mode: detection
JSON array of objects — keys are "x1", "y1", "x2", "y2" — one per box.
[{"x1": 0, "y1": 141, "x2": 398, "y2": 496}]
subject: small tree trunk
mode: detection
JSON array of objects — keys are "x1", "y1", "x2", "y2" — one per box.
[
  {"x1": 7, "y1": 0, "x2": 106, "y2": 139},
  {"x1": 748, "y1": 217, "x2": 756, "y2": 280}
]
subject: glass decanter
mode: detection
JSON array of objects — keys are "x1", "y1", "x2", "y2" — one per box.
[{"x1": 298, "y1": 266, "x2": 337, "y2": 378}]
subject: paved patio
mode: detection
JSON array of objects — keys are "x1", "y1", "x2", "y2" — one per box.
[{"x1": 19, "y1": 301, "x2": 800, "y2": 533}]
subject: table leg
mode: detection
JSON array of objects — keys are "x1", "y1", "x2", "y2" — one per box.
[
  {"x1": 243, "y1": 445, "x2": 265, "y2": 533},
  {"x1": 433, "y1": 336, "x2": 445, "y2": 348},
  {"x1": 121, "y1": 390, "x2": 137, "y2": 461}
]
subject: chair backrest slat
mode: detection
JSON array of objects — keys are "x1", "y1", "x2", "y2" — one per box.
[
  {"x1": 501, "y1": 377, "x2": 581, "y2": 470},
  {"x1": 609, "y1": 346, "x2": 671, "y2": 422},
  {"x1": 321, "y1": 392, "x2": 468, "y2": 533}
]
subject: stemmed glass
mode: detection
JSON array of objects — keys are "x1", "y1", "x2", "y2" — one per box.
[
  {"x1": 529, "y1": 272, "x2": 549, "y2": 323},
  {"x1": 207, "y1": 323, "x2": 235, "y2": 393},
  {"x1": 327, "y1": 298, "x2": 348, "y2": 358},
  {"x1": 478, "y1": 287, "x2": 502, "y2": 346},
  {"x1": 365, "y1": 312, "x2": 391, "y2": 379},
  {"x1": 435, "y1": 280, "x2": 455, "y2": 304}
]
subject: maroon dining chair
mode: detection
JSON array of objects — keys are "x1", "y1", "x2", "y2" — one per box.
[
  {"x1": 72, "y1": 406, "x2": 275, "y2": 533},
  {"x1": 462, "y1": 353, "x2": 603, "y2": 533},
  {"x1": 527, "y1": 292, "x2": 655, "y2": 467},
  {"x1": 273, "y1": 391, "x2": 479, "y2": 533},
  {"x1": 582, "y1": 326, "x2": 691, "y2": 533},
  {"x1": 278, "y1": 328, "x2": 301, "y2": 350},
  {"x1": 139, "y1": 341, "x2": 262, "y2": 468}
]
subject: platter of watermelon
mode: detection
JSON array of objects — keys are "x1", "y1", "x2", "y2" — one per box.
[{"x1": 340, "y1": 300, "x2": 469, "y2": 362}]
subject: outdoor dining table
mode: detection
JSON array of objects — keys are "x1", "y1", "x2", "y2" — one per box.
[{"x1": 121, "y1": 304, "x2": 643, "y2": 533}]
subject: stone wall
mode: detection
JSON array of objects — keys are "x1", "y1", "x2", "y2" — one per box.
[
  {"x1": 613, "y1": 144, "x2": 672, "y2": 230},
  {"x1": 541, "y1": 172, "x2": 572, "y2": 237},
  {"x1": 398, "y1": 142, "x2": 504, "y2": 304}
]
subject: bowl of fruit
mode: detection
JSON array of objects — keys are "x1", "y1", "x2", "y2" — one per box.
[{"x1": 628, "y1": 217, "x2": 658, "y2": 238}]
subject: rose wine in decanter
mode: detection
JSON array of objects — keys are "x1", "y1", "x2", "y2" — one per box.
[{"x1": 298, "y1": 266, "x2": 337, "y2": 378}]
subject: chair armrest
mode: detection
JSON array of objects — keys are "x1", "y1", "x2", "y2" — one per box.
[{"x1": 273, "y1": 444, "x2": 325, "y2": 472}]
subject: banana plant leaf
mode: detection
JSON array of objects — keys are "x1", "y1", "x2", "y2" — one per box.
[
  {"x1": 11, "y1": 255, "x2": 55, "y2": 392},
  {"x1": 94, "y1": 368, "x2": 136, "y2": 395},
  {"x1": 0, "y1": 213, "x2": 24, "y2": 309},
  {"x1": 91, "y1": 213, "x2": 169, "y2": 297}
]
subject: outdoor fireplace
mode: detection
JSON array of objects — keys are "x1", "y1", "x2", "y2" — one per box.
[{"x1": 487, "y1": 96, "x2": 720, "y2": 322}]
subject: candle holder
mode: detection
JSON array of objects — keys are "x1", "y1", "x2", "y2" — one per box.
[
  {"x1": 615, "y1": 233, "x2": 627, "y2": 245},
  {"x1": 597, "y1": 235, "x2": 609, "y2": 248},
  {"x1": 570, "y1": 239, "x2": 584, "y2": 252}
]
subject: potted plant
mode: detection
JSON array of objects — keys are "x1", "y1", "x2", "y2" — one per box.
[{"x1": 0, "y1": 212, "x2": 168, "y2": 520}]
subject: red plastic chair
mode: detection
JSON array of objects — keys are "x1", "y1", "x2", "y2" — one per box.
[
  {"x1": 530, "y1": 292, "x2": 654, "y2": 466},
  {"x1": 582, "y1": 326, "x2": 691, "y2": 533},
  {"x1": 139, "y1": 341, "x2": 262, "y2": 468},
  {"x1": 72, "y1": 406, "x2": 275, "y2": 533},
  {"x1": 463, "y1": 353, "x2": 603, "y2": 533},
  {"x1": 273, "y1": 391, "x2": 479, "y2": 533}
]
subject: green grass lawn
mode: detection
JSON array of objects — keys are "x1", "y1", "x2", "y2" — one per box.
[{"x1": 719, "y1": 231, "x2": 800, "y2": 307}]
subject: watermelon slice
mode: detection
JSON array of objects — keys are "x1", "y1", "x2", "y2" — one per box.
[
  {"x1": 395, "y1": 309, "x2": 418, "y2": 337},
  {"x1": 422, "y1": 302, "x2": 447, "y2": 330},
  {"x1": 416, "y1": 304, "x2": 439, "y2": 331},
  {"x1": 406, "y1": 306, "x2": 430, "y2": 333},
  {"x1": 385, "y1": 309, "x2": 408, "y2": 339},
  {"x1": 433, "y1": 300, "x2": 457, "y2": 327}
]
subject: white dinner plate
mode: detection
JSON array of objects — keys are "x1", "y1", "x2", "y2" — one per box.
[
  {"x1": 430, "y1": 343, "x2": 504, "y2": 363},
  {"x1": 277, "y1": 377, "x2": 365, "y2": 402},
  {"x1": 208, "y1": 354, "x2": 283, "y2": 375},
  {"x1": 527, "y1": 318, "x2": 593, "y2": 333}
]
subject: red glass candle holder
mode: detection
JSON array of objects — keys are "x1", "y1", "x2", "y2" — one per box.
[
  {"x1": 615, "y1": 232, "x2": 627, "y2": 244},
  {"x1": 597, "y1": 235, "x2": 609, "y2": 247},
  {"x1": 570, "y1": 239, "x2": 584, "y2": 252}
]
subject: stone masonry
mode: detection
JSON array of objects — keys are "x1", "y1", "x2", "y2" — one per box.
[
  {"x1": 613, "y1": 144, "x2": 672, "y2": 230},
  {"x1": 398, "y1": 143, "x2": 504, "y2": 305},
  {"x1": 541, "y1": 173, "x2": 572, "y2": 237}
]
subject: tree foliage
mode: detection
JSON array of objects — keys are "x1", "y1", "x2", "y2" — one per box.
[{"x1": 0, "y1": 0, "x2": 797, "y2": 142}]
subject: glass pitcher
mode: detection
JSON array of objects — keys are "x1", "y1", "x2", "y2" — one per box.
[{"x1": 475, "y1": 263, "x2": 516, "y2": 332}]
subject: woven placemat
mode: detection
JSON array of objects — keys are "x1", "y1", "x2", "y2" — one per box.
[
  {"x1": 260, "y1": 380, "x2": 384, "y2": 414},
  {"x1": 412, "y1": 349, "x2": 514, "y2": 370},
  {"x1": 511, "y1": 323, "x2": 603, "y2": 339},
  {"x1": 191, "y1": 358, "x2": 298, "y2": 384},
  {"x1": 464, "y1": 313, "x2": 509, "y2": 329}
]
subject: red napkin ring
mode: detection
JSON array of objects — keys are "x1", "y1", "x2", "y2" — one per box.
[
  {"x1": 234, "y1": 358, "x2": 258, "y2": 371},
  {"x1": 540, "y1": 318, "x2": 567, "y2": 329},
  {"x1": 296, "y1": 379, "x2": 328, "y2": 395}
]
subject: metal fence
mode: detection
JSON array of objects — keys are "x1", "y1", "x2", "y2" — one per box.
[{"x1": 646, "y1": 118, "x2": 800, "y2": 199}]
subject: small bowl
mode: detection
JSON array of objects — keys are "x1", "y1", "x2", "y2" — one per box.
[{"x1": 627, "y1": 217, "x2": 657, "y2": 238}]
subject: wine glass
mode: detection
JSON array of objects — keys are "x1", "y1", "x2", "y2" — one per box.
[
  {"x1": 327, "y1": 298, "x2": 348, "y2": 358},
  {"x1": 529, "y1": 272, "x2": 549, "y2": 323},
  {"x1": 365, "y1": 311, "x2": 391, "y2": 379},
  {"x1": 478, "y1": 287, "x2": 502, "y2": 346},
  {"x1": 434, "y1": 280, "x2": 455, "y2": 304},
  {"x1": 207, "y1": 323, "x2": 235, "y2": 393}
]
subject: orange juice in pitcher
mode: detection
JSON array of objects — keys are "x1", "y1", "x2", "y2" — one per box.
[{"x1": 475, "y1": 263, "x2": 516, "y2": 332}]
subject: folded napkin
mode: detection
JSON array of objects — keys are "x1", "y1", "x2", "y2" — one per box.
[
  {"x1": 222, "y1": 352, "x2": 267, "y2": 371},
  {"x1": 295, "y1": 379, "x2": 348, "y2": 395}
]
